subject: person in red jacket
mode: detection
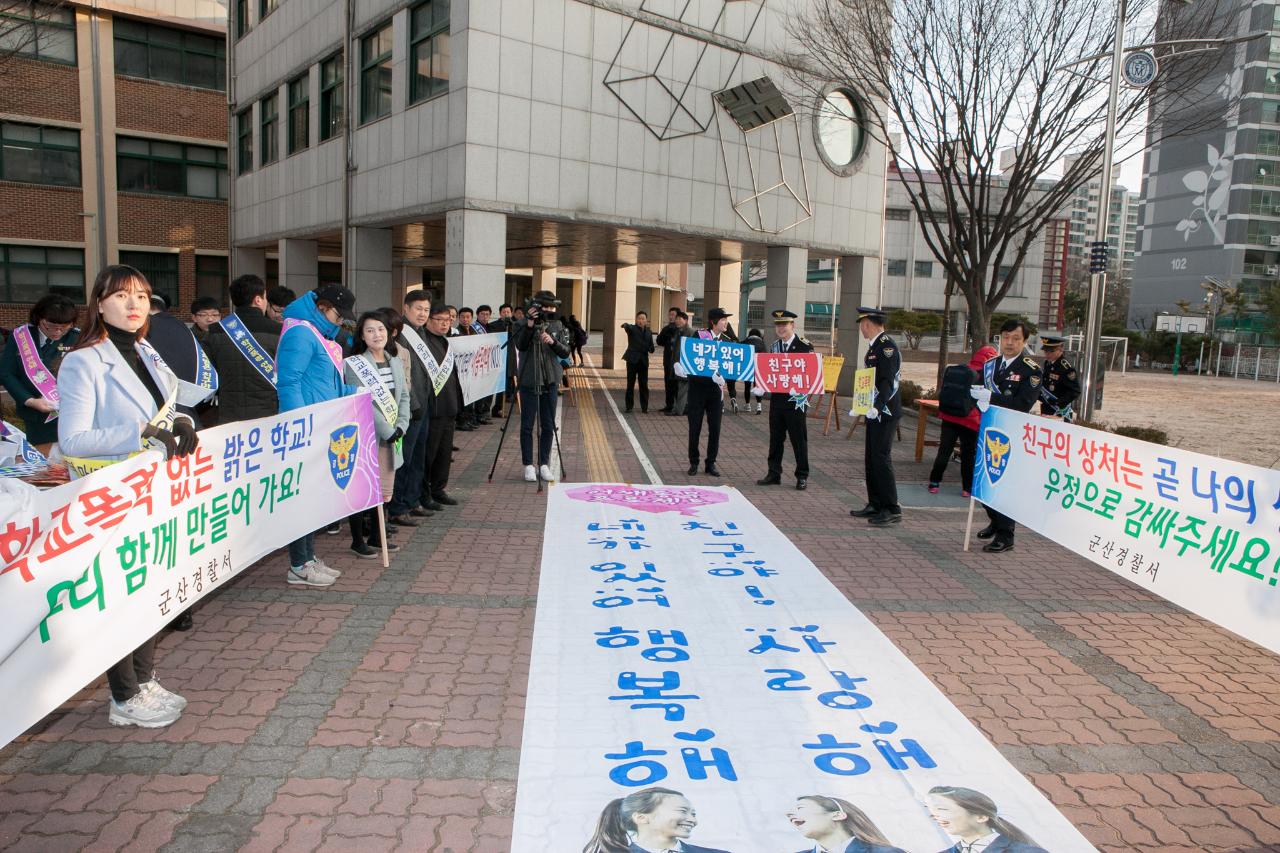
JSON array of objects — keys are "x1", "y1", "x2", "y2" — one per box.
[{"x1": 928, "y1": 344, "x2": 997, "y2": 497}]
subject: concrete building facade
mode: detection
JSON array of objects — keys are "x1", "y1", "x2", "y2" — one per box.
[
  {"x1": 0, "y1": 0, "x2": 228, "y2": 328},
  {"x1": 228, "y1": 0, "x2": 887, "y2": 368}
]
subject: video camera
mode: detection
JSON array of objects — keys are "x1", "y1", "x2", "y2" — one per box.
[{"x1": 523, "y1": 290, "x2": 561, "y2": 329}]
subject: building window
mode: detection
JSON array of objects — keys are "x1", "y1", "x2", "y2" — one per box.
[
  {"x1": 410, "y1": 0, "x2": 449, "y2": 104},
  {"x1": 813, "y1": 86, "x2": 867, "y2": 176},
  {"x1": 1261, "y1": 130, "x2": 1280, "y2": 158},
  {"x1": 288, "y1": 74, "x2": 309, "y2": 154},
  {"x1": 119, "y1": 250, "x2": 179, "y2": 307},
  {"x1": 237, "y1": 109, "x2": 252, "y2": 174},
  {"x1": 0, "y1": 121, "x2": 80, "y2": 186},
  {"x1": 320, "y1": 53, "x2": 343, "y2": 141},
  {"x1": 259, "y1": 0, "x2": 277, "y2": 20},
  {"x1": 914, "y1": 260, "x2": 933, "y2": 277},
  {"x1": 235, "y1": 0, "x2": 248, "y2": 37},
  {"x1": 885, "y1": 208, "x2": 911, "y2": 221},
  {"x1": 195, "y1": 254, "x2": 228, "y2": 301},
  {"x1": 1256, "y1": 160, "x2": 1280, "y2": 187},
  {"x1": 318, "y1": 260, "x2": 342, "y2": 287},
  {"x1": 359, "y1": 24, "x2": 393, "y2": 124},
  {"x1": 0, "y1": 244, "x2": 84, "y2": 303},
  {"x1": 117, "y1": 136, "x2": 228, "y2": 199},
  {"x1": 113, "y1": 20, "x2": 226, "y2": 91},
  {"x1": 886, "y1": 259, "x2": 907, "y2": 276},
  {"x1": 260, "y1": 92, "x2": 278, "y2": 165},
  {"x1": 998, "y1": 265, "x2": 1015, "y2": 283},
  {"x1": 0, "y1": 2, "x2": 75, "y2": 65}
]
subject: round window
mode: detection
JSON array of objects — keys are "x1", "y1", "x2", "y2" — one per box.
[{"x1": 814, "y1": 88, "x2": 866, "y2": 175}]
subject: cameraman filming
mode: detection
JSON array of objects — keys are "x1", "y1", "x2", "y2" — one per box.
[{"x1": 513, "y1": 289, "x2": 572, "y2": 482}]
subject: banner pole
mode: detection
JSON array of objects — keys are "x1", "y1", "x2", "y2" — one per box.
[
  {"x1": 963, "y1": 496, "x2": 976, "y2": 552},
  {"x1": 376, "y1": 502, "x2": 389, "y2": 568}
]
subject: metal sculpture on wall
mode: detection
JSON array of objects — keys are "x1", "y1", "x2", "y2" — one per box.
[
  {"x1": 603, "y1": 0, "x2": 765, "y2": 141},
  {"x1": 712, "y1": 76, "x2": 813, "y2": 235}
]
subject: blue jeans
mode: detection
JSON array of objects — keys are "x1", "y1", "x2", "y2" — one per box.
[
  {"x1": 288, "y1": 531, "x2": 315, "y2": 568},
  {"x1": 519, "y1": 385, "x2": 558, "y2": 466},
  {"x1": 388, "y1": 416, "x2": 429, "y2": 516}
]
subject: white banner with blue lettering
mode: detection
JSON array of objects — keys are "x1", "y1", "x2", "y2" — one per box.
[
  {"x1": 447, "y1": 331, "x2": 508, "y2": 405},
  {"x1": 513, "y1": 484, "x2": 1096, "y2": 853},
  {"x1": 972, "y1": 407, "x2": 1280, "y2": 656}
]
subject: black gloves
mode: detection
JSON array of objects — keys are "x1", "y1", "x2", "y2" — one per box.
[
  {"x1": 141, "y1": 424, "x2": 178, "y2": 459},
  {"x1": 388, "y1": 427, "x2": 404, "y2": 443},
  {"x1": 173, "y1": 418, "x2": 199, "y2": 456}
]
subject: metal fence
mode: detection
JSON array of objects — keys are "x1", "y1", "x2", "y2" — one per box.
[{"x1": 1199, "y1": 343, "x2": 1280, "y2": 381}]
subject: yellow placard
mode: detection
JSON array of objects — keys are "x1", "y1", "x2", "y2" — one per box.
[
  {"x1": 822, "y1": 356, "x2": 845, "y2": 393},
  {"x1": 851, "y1": 367, "x2": 875, "y2": 415}
]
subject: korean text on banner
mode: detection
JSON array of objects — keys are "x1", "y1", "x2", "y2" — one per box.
[
  {"x1": 679, "y1": 337, "x2": 756, "y2": 381},
  {"x1": 973, "y1": 409, "x2": 1280, "y2": 655},
  {"x1": 512, "y1": 484, "x2": 1097, "y2": 853},
  {"x1": 449, "y1": 332, "x2": 508, "y2": 405},
  {"x1": 822, "y1": 355, "x2": 845, "y2": 393},
  {"x1": 0, "y1": 394, "x2": 381, "y2": 748},
  {"x1": 754, "y1": 351, "x2": 824, "y2": 395},
  {"x1": 851, "y1": 367, "x2": 875, "y2": 415}
]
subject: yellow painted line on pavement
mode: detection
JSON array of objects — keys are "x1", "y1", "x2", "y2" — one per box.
[{"x1": 568, "y1": 366, "x2": 623, "y2": 483}]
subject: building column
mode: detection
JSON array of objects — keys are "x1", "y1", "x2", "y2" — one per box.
[
  {"x1": 766, "y1": 246, "x2": 808, "y2": 335},
  {"x1": 702, "y1": 259, "x2": 740, "y2": 328},
  {"x1": 601, "y1": 264, "x2": 637, "y2": 369},
  {"x1": 445, "y1": 209, "x2": 506, "y2": 310},
  {"x1": 835, "y1": 255, "x2": 878, "y2": 395},
  {"x1": 531, "y1": 266, "x2": 558, "y2": 297},
  {"x1": 279, "y1": 238, "x2": 318, "y2": 296},
  {"x1": 233, "y1": 247, "x2": 267, "y2": 280},
  {"x1": 349, "y1": 227, "x2": 393, "y2": 307}
]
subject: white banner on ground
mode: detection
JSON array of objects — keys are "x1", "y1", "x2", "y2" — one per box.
[
  {"x1": 972, "y1": 408, "x2": 1280, "y2": 655},
  {"x1": 513, "y1": 484, "x2": 1096, "y2": 853},
  {"x1": 449, "y1": 332, "x2": 508, "y2": 405},
  {"x1": 0, "y1": 395, "x2": 381, "y2": 747}
]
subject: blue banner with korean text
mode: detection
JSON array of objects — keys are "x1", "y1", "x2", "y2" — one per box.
[
  {"x1": 512, "y1": 484, "x2": 1097, "y2": 852},
  {"x1": 972, "y1": 407, "x2": 1280, "y2": 656},
  {"x1": 679, "y1": 337, "x2": 756, "y2": 382}
]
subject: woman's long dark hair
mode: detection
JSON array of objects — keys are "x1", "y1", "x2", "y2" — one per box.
[
  {"x1": 349, "y1": 310, "x2": 399, "y2": 358},
  {"x1": 797, "y1": 794, "x2": 894, "y2": 846},
  {"x1": 72, "y1": 265, "x2": 152, "y2": 351},
  {"x1": 928, "y1": 786, "x2": 1040, "y2": 846},
  {"x1": 582, "y1": 787, "x2": 682, "y2": 853},
  {"x1": 28, "y1": 293, "x2": 78, "y2": 327}
]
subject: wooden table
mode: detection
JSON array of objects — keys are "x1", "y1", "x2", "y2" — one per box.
[{"x1": 914, "y1": 399, "x2": 940, "y2": 462}]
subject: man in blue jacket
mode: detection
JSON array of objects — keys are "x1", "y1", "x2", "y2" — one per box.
[{"x1": 276, "y1": 285, "x2": 357, "y2": 587}]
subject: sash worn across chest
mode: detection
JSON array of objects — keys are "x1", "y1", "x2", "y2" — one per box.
[
  {"x1": 281, "y1": 318, "x2": 343, "y2": 375},
  {"x1": 405, "y1": 332, "x2": 454, "y2": 395},
  {"x1": 345, "y1": 355, "x2": 399, "y2": 425},
  {"x1": 218, "y1": 313, "x2": 276, "y2": 385},
  {"x1": 12, "y1": 325, "x2": 63, "y2": 423}
]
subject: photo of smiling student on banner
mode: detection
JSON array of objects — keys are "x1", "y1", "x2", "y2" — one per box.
[
  {"x1": 583, "y1": 787, "x2": 733, "y2": 853},
  {"x1": 784, "y1": 795, "x2": 905, "y2": 853},
  {"x1": 927, "y1": 786, "x2": 1048, "y2": 853}
]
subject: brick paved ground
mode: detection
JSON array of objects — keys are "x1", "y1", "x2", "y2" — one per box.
[{"x1": 2, "y1": 353, "x2": 1279, "y2": 852}]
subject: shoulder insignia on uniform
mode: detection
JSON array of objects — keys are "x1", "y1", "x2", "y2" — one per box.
[
  {"x1": 883, "y1": 347, "x2": 894, "y2": 357},
  {"x1": 1030, "y1": 374, "x2": 1041, "y2": 387},
  {"x1": 798, "y1": 337, "x2": 810, "y2": 345},
  {"x1": 1023, "y1": 356, "x2": 1038, "y2": 369}
]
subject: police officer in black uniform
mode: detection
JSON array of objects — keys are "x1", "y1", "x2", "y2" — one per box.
[
  {"x1": 674, "y1": 307, "x2": 732, "y2": 477},
  {"x1": 849, "y1": 307, "x2": 903, "y2": 526},
  {"x1": 755, "y1": 309, "x2": 812, "y2": 490},
  {"x1": 973, "y1": 318, "x2": 1043, "y2": 552},
  {"x1": 1038, "y1": 335, "x2": 1080, "y2": 421}
]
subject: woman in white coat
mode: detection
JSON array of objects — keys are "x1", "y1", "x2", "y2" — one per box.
[
  {"x1": 57, "y1": 265, "x2": 200, "y2": 729},
  {"x1": 342, "y1": 309, "x2": 411, "y2": 558}
]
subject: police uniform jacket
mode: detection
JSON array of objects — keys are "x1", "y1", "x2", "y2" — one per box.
[
  {"x1": 1041, "y1": 355, "x2": 1080, "y2": 416},
  {"x1": 0, "y1": 323, "x2": 79, "y2": 445},
  {"x1": 936, "y1": 835, "x2": 1047, "y2": 853},
  {"x1": 202, "y1": 306, "x2": 281, "y2": 424},
  {"x1": 865, "y1": 331, "x2": 902, "y2": 420},
  {"x1": 982, "y1": 353, "x2": 1043, "y2": 414},
  {"x1": 769, "y1": 334, "x2": 815, "y2": 411}
]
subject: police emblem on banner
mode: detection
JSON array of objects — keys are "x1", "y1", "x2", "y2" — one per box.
[
  {"x1": 327, "y1": 424, "x2": 359, "y2": 490},
  {"x1": 982, "y1": 427, "x2": 1012, "y2": 485}
]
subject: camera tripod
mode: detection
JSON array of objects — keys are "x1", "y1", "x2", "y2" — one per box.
[{"x1": 486, "y1": 322, "x2": 567, "y2": 494}]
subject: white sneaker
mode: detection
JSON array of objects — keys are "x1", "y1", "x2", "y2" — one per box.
[
  {"x1": 524, "y1": 465, "x2": 537, "y2": 482},
  {"x1": 140, "y1": 679, "x2": 187, "y2": 711},
  {"x1": 308, "y1": 558, "x2": 341, "y2": 579},
  {"x1": 539, "y1": 464, "x2": 554, "y2": 482},
  {"x1": 109, "y1": 691, "x2": 180, "y2": 728},
  {"x1": 755, "y1": 402, "x2": 763, "y2": 414},
  {"x1": 287, "y1": 563, "x2": 335, "y2": 587}
]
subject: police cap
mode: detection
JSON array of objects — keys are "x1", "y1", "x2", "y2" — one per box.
[{"x1": 771, "y1": 309, "x2": 798, "y2": 322}]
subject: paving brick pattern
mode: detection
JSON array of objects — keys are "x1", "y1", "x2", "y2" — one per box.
[{"x1": 1, "y1": 354, "x2": 1278, "y2": 852}]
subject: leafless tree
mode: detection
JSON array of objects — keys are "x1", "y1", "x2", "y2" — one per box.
[
  {"x1": 789, "y1": 0, "x2": 1240, "y2": 351},
  {"x1": 0, "y1": 0, "x2": 73, "y2": 75}
]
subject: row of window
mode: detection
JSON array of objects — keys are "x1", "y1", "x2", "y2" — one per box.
[
  {"x1": 0, "y1": 120, "x2": 228, "y2": 199},
  {"x1": 0, "y1": 243, "x2": 227, "y2": 304},
  {"x1": 886, "y1": 260, "x2": 935, "y2": 278},
  {"x1": 236, "y1": 0, "x2": 448, "y2": 173}
]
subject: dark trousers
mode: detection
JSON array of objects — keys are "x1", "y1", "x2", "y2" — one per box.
[
  {"x1": 625, "y1": 360, "x2": 649, "y2": 411},
  {"x1": 864, "y1": 416, "x2": 900, "y2": 513},
  {"x1": 686, "y1": 383, "x2": 723, "y2": 466},
  {"x1": 767, "y1": 402, "x2": 809, "y2": 479},
  {"x1": 389, "y1": 416, "x2": 429, "y2": 516},
  {"x1": 662, "y1": 364, "x2": 677, "y2": 410},
  {"x1": 108, "y1": 636, "x2": 157, "y2": 702},
  {"x1": 349, "y1": 508, "x2": 390, "y2": 547},
  {"x1": 423, "y1": 416, "x2": 455, "y2": 500},
  {"x1": 520, "y1": 385, "x2": 558, "y2": 466},
  {"x1": 929, "y1": 420, "x2": 977, "y2": 490},
  {"x1": 984, "y1": 505, "x2": 1016, "y2": 542}
]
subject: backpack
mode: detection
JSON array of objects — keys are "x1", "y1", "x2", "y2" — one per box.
[{"x1": 938, "y1": 363, "x2": 977, "y2": 418}]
